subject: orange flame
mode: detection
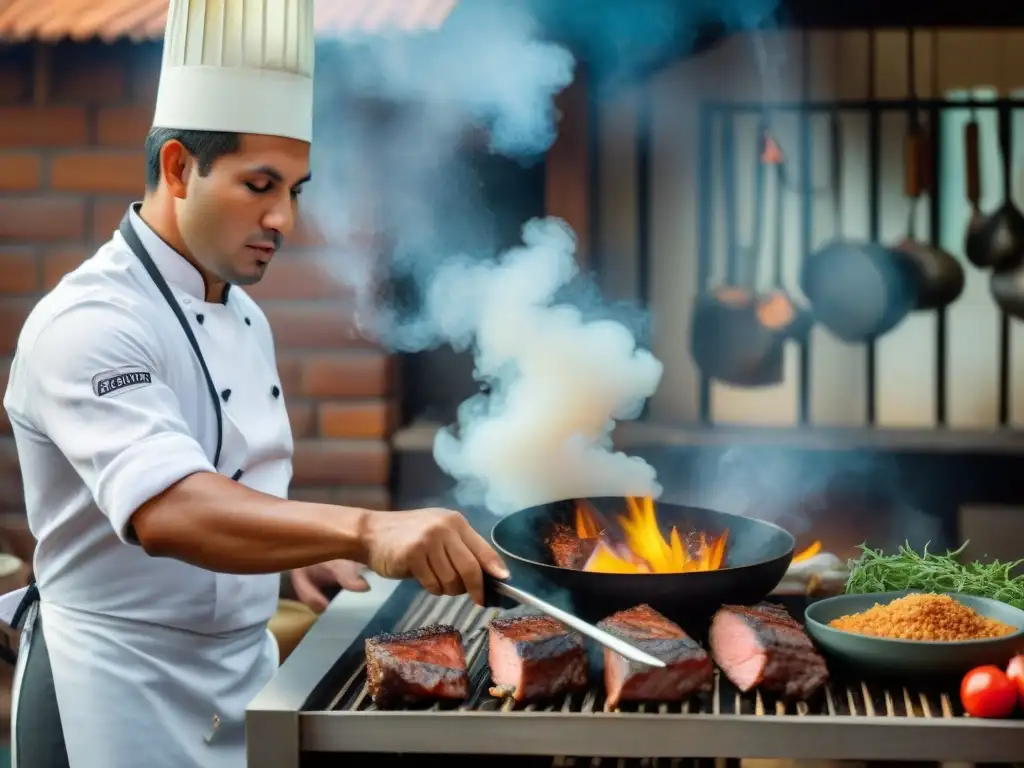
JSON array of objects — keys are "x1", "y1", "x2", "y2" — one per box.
[
  {"x1": 574, "y1": 497, "x2": 728, "y2": 574},
  {"x1": 574, "y1": 500, "x2": 603, "y2": 539},
  {"x1": 792, "y1": 540, "x2": 822, "y2": 563}
]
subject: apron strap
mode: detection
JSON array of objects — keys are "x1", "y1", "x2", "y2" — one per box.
[
  {"x1": 0, "y1": 579, "x2": 39, "y2": 666},
  {"x1": 118, "y1": 210, "x2": 223, "y2": 468},
  {"x1": 11, "y1": 579, "x2": 38, "y2": 632}
]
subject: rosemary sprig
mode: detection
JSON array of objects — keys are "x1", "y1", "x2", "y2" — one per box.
[{"x1": 844, "y1": 540, "x2": 1024, "y2": 610}]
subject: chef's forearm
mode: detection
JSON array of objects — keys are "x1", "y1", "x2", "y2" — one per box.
[{"x1": 130, "y1": 471, "x2": 371, "y2": 573}]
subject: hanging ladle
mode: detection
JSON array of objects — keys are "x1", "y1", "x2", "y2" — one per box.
[
  {"x1": 963, "y1": 103, "x2": 989, "y2": 267},
  {"x1": 756, "y1": 136, "x2": 813, "y2": 342},
  {"x1": 968, "y1": 99, "x2": 1024, "y2": 270},
  {"x1": 690, "y1": 119, "x2": 784, "y2": 387},
  {"x1": 888, "y1": 33, "x2": 964, "y2": 310},
  {"x1": 989, "y1": 101, "x2": 1024, "y2": 319}
]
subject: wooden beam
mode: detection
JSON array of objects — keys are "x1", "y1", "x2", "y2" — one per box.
[{"x1": 545, "y1": 70, "x2": 590, "y2": 269}]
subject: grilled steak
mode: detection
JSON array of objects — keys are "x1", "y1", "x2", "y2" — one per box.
[
  {"x1": 488, "y1": 614, "x2": 589, "y2": 702},
  {"x1": 597, "y1": 604, "x2": 713, "y2": 710},
  {"x1": 709, "y1": 602, "x2": 829, "y2": 699},
  {"x1": 365, "y1": 624, "x2": 469, "y2": 708},
  {"x1": 547, "y1": 523, "x2": 597, "y2": 569}
]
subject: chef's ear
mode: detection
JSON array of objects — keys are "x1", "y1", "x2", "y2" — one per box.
[{"x1": 159, "y1": 140, "x2": 191, "y2": 200}]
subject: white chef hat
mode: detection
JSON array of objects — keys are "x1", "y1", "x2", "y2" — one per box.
[{"x1": 153, "y1": 0, "x2": 316, "y2": 143}]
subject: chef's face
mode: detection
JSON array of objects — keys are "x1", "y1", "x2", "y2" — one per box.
[{"x1": 177, "y1": 134, "x2": 312, "y2": 286}]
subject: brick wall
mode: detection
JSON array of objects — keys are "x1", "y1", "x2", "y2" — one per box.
[{"x1": 0, "y1": 40, "x2": 397, "y2": 561}]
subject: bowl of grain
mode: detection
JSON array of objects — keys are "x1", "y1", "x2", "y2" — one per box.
[{"x1": 804, "y1": 591, "x2": 1024, "y2": 675}]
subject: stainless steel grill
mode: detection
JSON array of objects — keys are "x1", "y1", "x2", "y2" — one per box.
[
  {"x1": 329, "y1": 591, "x2": 951, "y2": 717},
  {"x1": 290, "y1": 583, "x2": 1024, "y2": 762}
]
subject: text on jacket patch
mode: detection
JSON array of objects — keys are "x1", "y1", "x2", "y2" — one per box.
[{"x1": 92, "y1": 368, "x2": 154, "y2": 398}]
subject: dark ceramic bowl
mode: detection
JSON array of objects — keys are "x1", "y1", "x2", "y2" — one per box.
[{"x1": 805, "y1": 591, "x2": 1024, "y2": 676}]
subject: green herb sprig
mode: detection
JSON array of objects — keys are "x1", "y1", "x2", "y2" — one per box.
[{"x1": 844, "y1": 541, "x2": 1024, "y2": 610}]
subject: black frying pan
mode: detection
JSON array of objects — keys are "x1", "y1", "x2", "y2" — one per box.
[{"x1": 490, "y1": 497, "x2": 795, "y2": 624}]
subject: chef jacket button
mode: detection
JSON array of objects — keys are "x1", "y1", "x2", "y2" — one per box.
[
  {"x1": 221, "y1": 389, "x2": 231, "y2": 402},
  {"x1": 231, "y1": 469, "x2": 244, "y2": 482},
  {"x1": 196, "y1": 313, "x2": 205, "y2": 325},
  {"x1": 271, "y1": 385, "x2": 280, "y2": 399},
  {"x1": 244, "y1": 317, "x2": 251, "y2": 326},
  {"x1": 182, "y1": 297, "x2": 191, "y2": 306},
  {"x1": 205, "y1": 713, "x2": 222, "y2": 744}
]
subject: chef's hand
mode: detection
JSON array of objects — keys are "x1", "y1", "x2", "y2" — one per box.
[
  {"x1": 363, "y1": 508, "x2": 509, "y2": 606},
  {"x1": 291, "y1": 560, "x2": 370, "y2": 613}
]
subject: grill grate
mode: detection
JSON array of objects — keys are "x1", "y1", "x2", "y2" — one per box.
[{"x1": 325, "y1": 590, "x2": 963, "y2": 720}]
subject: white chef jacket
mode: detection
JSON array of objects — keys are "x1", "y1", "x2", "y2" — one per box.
[{"x1": 3, "y1": 205, "x2": 293, "y2": 768}]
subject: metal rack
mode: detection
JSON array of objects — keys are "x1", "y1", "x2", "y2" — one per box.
[{"x1": 690, "y1": 97, "x2": 1024, "y2": 426}]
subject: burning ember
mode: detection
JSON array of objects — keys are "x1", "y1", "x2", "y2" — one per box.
[{"x1": 546, "y1": 498, "x2": 822, "y2": 575}]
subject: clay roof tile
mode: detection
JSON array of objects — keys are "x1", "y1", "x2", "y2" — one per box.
[{"x1": 0, "y1": 0, "x2": 458, "y2": 43}]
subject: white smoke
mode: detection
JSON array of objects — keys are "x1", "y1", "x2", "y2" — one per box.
[
  {"x1": 429, "y1": 218, "x2": 663, "y2": 513},
  {"x1": 303, "y1": 1, "x2": 664, "y2": 514}
]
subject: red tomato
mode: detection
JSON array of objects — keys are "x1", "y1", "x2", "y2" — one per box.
[
  {"x1": 961, "y1": 665, "x2": 1018, "y2": 719},
  {"x1": 1007, "y1": 655, "x2": 1024, "y2": 702}
]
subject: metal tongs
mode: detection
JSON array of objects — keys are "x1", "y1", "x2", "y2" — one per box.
[{"x1": 485, "y1": 576, "x2": 666, "y2": 669}]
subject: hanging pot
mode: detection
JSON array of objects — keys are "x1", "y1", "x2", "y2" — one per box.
[
  {"x1": 971, "y1": 101, "x2": 1024, "y2": 271},
  {"x1": 690, "y1": 288, "x2": 784, "y2": 387},
  {"x1": 800, "y1": 106, "x2": 918, "y2": 344},
  {"x1": 691, "y1": 122, "x2": 783, "y2": 387}
]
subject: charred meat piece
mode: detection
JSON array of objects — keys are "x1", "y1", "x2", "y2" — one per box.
[
  {"x1": 709, "y1": 602, "x2": 828, "y2": 699},
  {"x1": 597, "y1": 604, "x2": 713, "y2": 710},
  {"x1": 488, "y1": 614, "x2": 589, "y2": 702},
  {"x1": 547, "y1": 524, "x2": 598, "y2": 569},
  {"x1": 365, "y1": 624, "x2": 469, "y2": 708}
]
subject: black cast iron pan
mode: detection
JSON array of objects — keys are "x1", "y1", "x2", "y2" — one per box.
[{"x1": 490, "y1": 497, "x2": 795, "y2": 625}]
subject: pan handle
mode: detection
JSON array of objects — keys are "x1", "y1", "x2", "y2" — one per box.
[
  {"x1": 904, "y1": 132, "x2": 923, "y2": 200},
  {"x1": 750, "y1": 122, "x2": 770, "y2": 247},
  {"x1": 964, "y1": 117, "x2": 981, "y2": 210},
  {"x1": 829, "y1": 110, "x2": 843, "y2": 233},
  {"x1": 998, "y1": 100, "x2": 1014, "y2": 201},
  {"x1": 829, "y1": 30, "x2": 844, "y2": 229},
  {"x1": 741, "y1": 120, "x2": 772, "y2": 289}
]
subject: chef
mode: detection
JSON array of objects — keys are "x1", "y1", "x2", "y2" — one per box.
[{"x1": 1, "y1": 1, "x2": 509, "y2": 766}]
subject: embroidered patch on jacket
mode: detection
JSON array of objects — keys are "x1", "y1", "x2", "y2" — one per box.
[{"x1": 92, "y1": 368, "x2": 154, "y2": 398}]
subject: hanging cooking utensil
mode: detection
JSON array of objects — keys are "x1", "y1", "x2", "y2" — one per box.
[
  {"x1": 989, "y1": 102, "x2": 1024, "y2": 319},
  {"x1": 888, "y1": 32, "x2": 964, "y2": 310},
  {"x1": 963, "y1": 103, "x2": 989, "y2": 267},
  {"x1": 989, "y1": 264, "x2": 1024, "y2": 319},
  {"x1": 756, "y1": 140, "x2": 814, "y2": 342},
  {"x1": 972, "y1": 99, "x2": 1024, "y2": 270},
  {"x1": 800, "y1": 97, "x2": 918, "y2": 344},
  {"x1": 691, "y1": 118, "x2": 784, "y2": 386}
]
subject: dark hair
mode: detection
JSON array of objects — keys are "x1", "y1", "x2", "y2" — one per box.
[{"x1": 144, "y1": 128, "x2": 241, "y2": 189}]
